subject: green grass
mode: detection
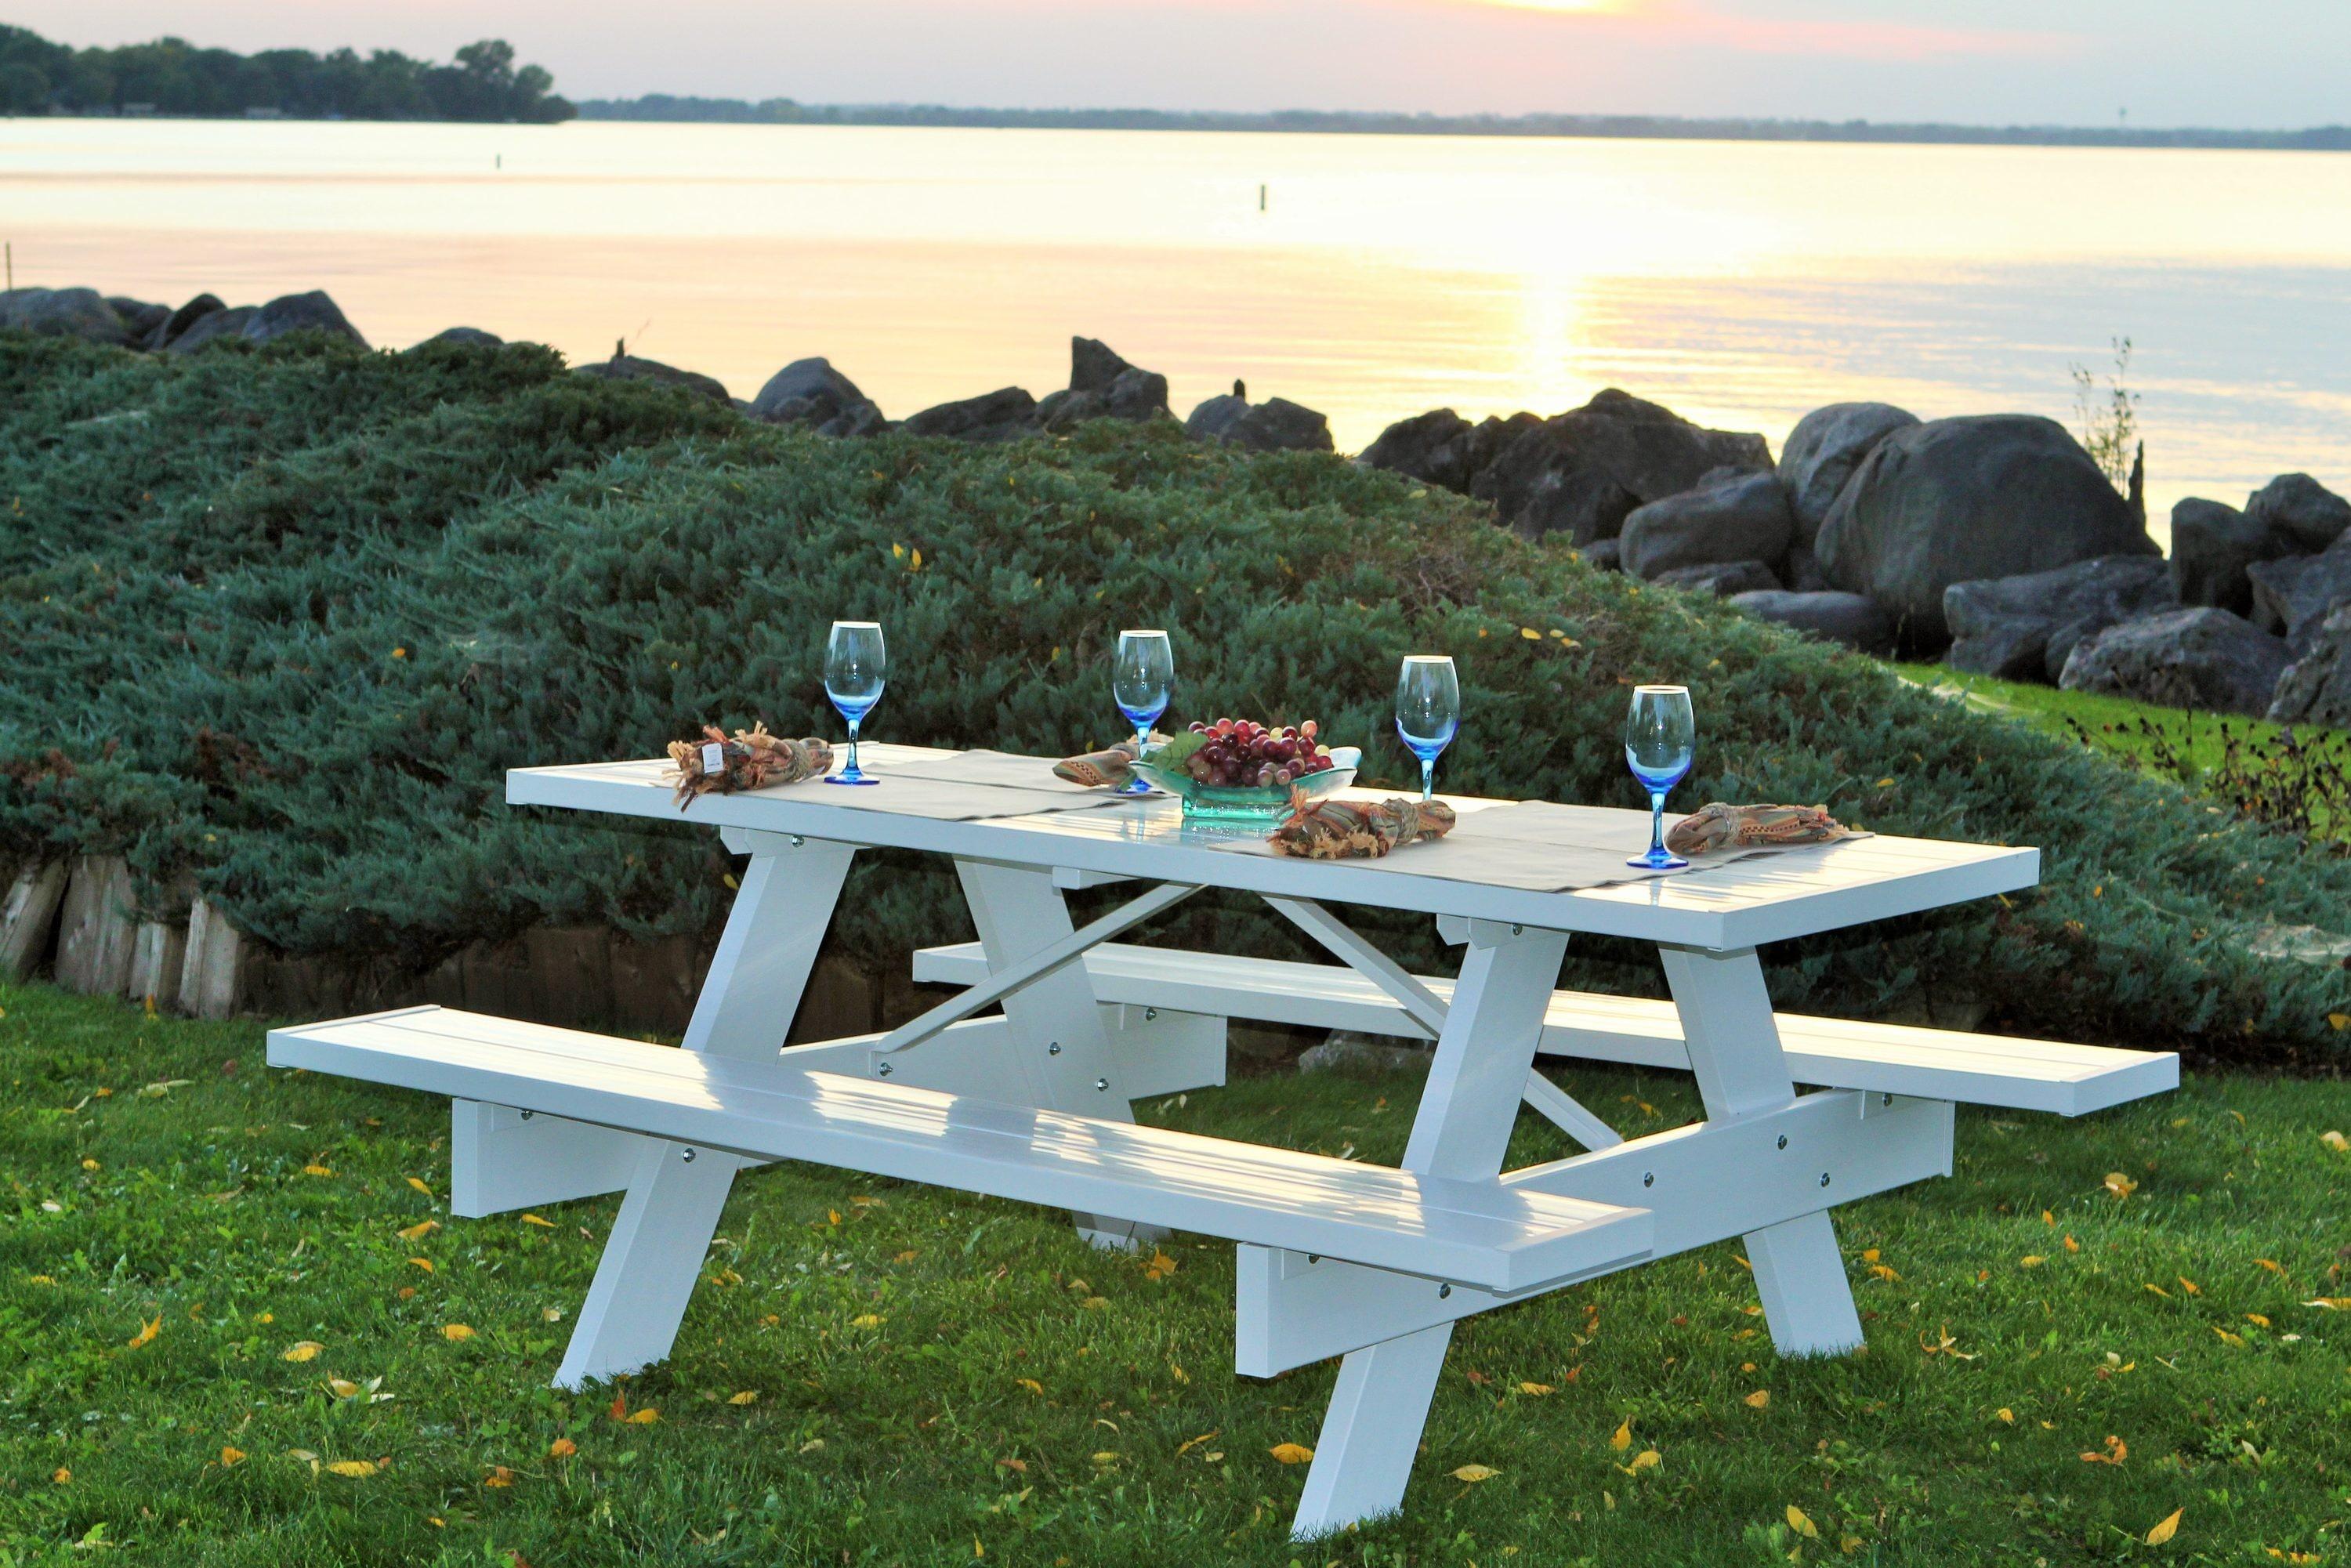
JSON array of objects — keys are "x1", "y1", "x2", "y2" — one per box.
[{"x1": 3, "y1": 985, "x2": 2347, "y2": 1566}]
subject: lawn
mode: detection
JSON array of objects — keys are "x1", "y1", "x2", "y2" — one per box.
[{"x1": 2, "y1": 983, "x2": 2346, "y2": 1566}]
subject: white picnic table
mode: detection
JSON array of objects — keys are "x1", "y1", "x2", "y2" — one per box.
[{"x1": 268, "y1": 742, "x2": 2175, "y2": 1538}]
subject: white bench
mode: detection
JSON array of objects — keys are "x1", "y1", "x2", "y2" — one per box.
[
  {"x1": 268, "y1": 1005, "x2": 1654, "y2": 1295},
  {"x1": 911, "y1": 940, "x2": 2177, "y2": 1117}
]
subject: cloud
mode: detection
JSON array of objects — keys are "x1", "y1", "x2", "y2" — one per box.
[{"x1": 1447, "y1": 0, "x2": 2078, "y2": 61}]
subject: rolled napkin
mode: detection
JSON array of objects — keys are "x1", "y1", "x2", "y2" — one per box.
[
  {"x1": 663, "y1": 723, "x2": 832, "y2": 809},
  {"x1": 1053, "y1": 733, "x2": 1168, "y2": 790},
  {"x1": 1666, "y1": 801, "x2": 1860, "y2": 857},
  {"x1": 1267, "y1": 793, "x2": 1458, "y2": 860}
]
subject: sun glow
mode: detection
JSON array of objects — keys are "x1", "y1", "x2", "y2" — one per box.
[{"x1": 1474, "y1": 0, "x2": 1629, "y2": 11}]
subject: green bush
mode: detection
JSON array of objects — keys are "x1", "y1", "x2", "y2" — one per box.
[{"x1": 2, "y1": 335, "x2": 2346, "y2": 1063}]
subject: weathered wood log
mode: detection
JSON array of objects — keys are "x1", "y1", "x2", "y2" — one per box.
[
  {"x1": 0, "y1": 861, "x2": 69, "y2": 981},
  {"x1": 179, "y1": 896, "x2": 248, "y2": 1019},
  {"x1": 126, "y1": 920, "x2": 188, "y2": 1006},
  {"x1": 55, "y1": 856, "x2": 139, "y2": 995}
]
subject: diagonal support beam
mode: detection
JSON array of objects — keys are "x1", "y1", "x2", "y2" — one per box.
[
  {"x1": 1520, "y1": 1069, "x2": 1623, "y2": 1151},
  {"x1": 1264, "y1": 896, "x2": 1450, "y2": 1035},
  {"x1": 873, "y1": 880, "x2": 1201, "y2": 1056}
]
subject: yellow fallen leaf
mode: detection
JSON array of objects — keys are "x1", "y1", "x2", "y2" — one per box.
[
  {"x1": 283, "y1": 1341, "x2": 324, "y2": 1362},
  {"x1": 2103, "y1": 1171, "x2": 2138, "y2": 1199},
  {"x1": 302, "y1": 1164, "x2": 335, "y2": 1178},
  {"x1": 2329, "y1": 1013, "x2": 2349, "y2": 1033},
  {"x1": 1519, "y1": 1382, "x2": 1556, "y2": 1396},
  {"x1": 126, "y1": 1314, "x2": 160, "y2": 1349},
  {"x1": 1786, "y1": 1505, "x2": 1820, "y2": 1540},
  {"x1": 1622, "y1": 1449, "x2": 1661, "y2": 1475},
  {"x1": 1143, "y1": 1250, "x2": 1177, "y2": 1281},
  {"x1": 2063, "y1": 1234, "x2": 2081, "y2": 1253},
  {"x1": 327, "y1": 1378, "x2": 360, "y2": 1399},
  {"x1": 406, "y1": 1177, "x2": 433, "y2": 1197},
  {"x1": 798, "y1": 1438, "x2": 824, "y2": 1454},
  {"x1": 2081, "y1": 1435, "x2": 2128, "y2": 1465},
  {"x1": 2245, "y1": 1313, "x2": 2271, "y2": 1327},
  {"x1": 2321, "y1": 1130, "x2": 2349, "y2": 1153},
  {"x1": 325, "y1": 1459, "x2": 378, "y2": 1478},
  {"x1": 2255, "y1": 1258, "x2": 2284, "y2": 1275},
  {"x1": 1609, "y1": 1419, "x2": 1632, "y2": 1452},
  {"x1": 626, "y1": 1408, "x2": 660, "y2": 1424},
  {"x1": 1519, "y1": 627, "x2": 1541, "y2": 640},
  {"x1": 2020, "y1": 1255, "x2": 2046, "y2": 1268},
  {"x1": 2144, "y1": 1283, "x2": 2172, "y2": 1298},
  {"x1": 849, "y1": 1314, "x2": 884, "y2": 1329},
  {"x1": 1175, "y1": 1431, "x2": 1219, "y2": 1457},
  {"x1": 2304, "y1": 1297, "x2": 2351, "y2": 1310},
  {"x1": 1269, "y1": 1442, "x2": 1315, "y2": 1465},
  {"x1": 1450, "y1": 1463, "x2": 1500, "y2": 1483},
  {"x1": 217, "y1": 1443, "x2": 247, "y2": 1466},
  {"x1": 520, "y1": 1213, "x2": 556, "y2": 1228},
  {"x1": 1860, "y1": 1248, "x2": 1880, "y2": 1263},
  {"x1": 2178, "y1": 1276, "x2": 2201, "y2": 1296},
  {"x1": 397, "y1": 1219, "x2": 437, "y2": 1241},
  {"x1": 1080, "y1": 1297, "x2": 1110, "y2": 1311},
  {"x1": 27, "y1": 1274, "x2": 54, "y2": 1285},
  {"x1": 408, "y1": 1258, "x2": 433, "y2": 1273},
  {"x1": 2146, "y1": 1507, "x2": 2183, "y2": 1545},
  {"x1": 1090, "y1": 1450, "x2": 1118, "y2": 1465},
  {"x1": 2041, "y1": 1209, "x2": 2055, "y2": 1225},
  {"x1": 483, "y1": 1465, "x2": 515, "y2": 1487},
  {"x1": 441, "y1": 1324, "x2": 475, "y2": 1342},
  {"x1": 1867, "y1": 1263, "x2": 1900, "y2": 1282},
  {"x1": 2212, "y1": 1327, "x2": 2247, "y2": 1348},
  {"x1": 53, "y1": 1466, "x2": 70, "y2": 1483},
  {"x1": 549, "y1": 1437, "x2": 577, "y2": 1458},
  {"x1": 1015, "y1": 1378, "x2": 1044, "y2": 1394},
  {"x1": 728, "y1": 1390, "x2": 758, "y2": 1405},
  {"x1": 1995, "y1": 1408, "x2": 2015, "y2": 1424},
  {"x1": 1743, "y1": 1389, "x2": 1770, "y2": 1409}
]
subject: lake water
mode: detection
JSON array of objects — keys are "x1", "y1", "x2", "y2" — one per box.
[{"x1": 11, "y1": 117, "x2": 2351, "y2": 543}]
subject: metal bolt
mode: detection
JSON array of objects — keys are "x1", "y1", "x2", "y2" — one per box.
[
  {"x1": 877, "y1": 1062, "x2": 893, "y2": 1077},
  {"x1": 1438, "y1": 1284, "x2": 1452, "y2": 1299},
  {"x1": 1511, "y1": 924, "x2": 1523, "y2": 936},
  {"x1": 1776, "y1": 1134, "x2": 1788, "y2": 1150},
  {"x1": 1144, "y1": 1007, "x2": 1159, "y2": 1022},
  {"x1": 1048, "y1": 1041, "x2": 1062, "y2": 1056},
  {"x1": 1095, "y1": 1077, "x2": 1110, "y2": 1092},
  {"x1": 679, "y1": 1147, "x2": 697, "y2": 1163},
  {"x1": 519, "y1": 1110, "x2": 534, "y2": 1121},
  {"x1": 1306, "y1": 1255, "x2": 1320, "y2": 1266},
  {"x1": 1819, "y1": 1171, "x2": 1831, "y2": 1188},
  {"x1": 790, "y1": 834, "x2": 805, "y2": 848},
  {"x1": 1642, "y1": 1171, "x2": 1654, "y2": 1188},
  {"x1": 1882, "y1": 1092, "x2": 1894, "y2": 1106}
]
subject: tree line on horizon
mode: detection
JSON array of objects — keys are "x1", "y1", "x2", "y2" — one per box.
[
  {"x1": 0, "y1": 25, "x2": 574, "y2": 122},
  {"x1": 580, "y1": 94, "x2": 2351, "y2": 151}
]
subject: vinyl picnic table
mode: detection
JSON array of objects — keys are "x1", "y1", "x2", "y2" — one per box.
[{"x1": 268, "y1": 743, "x2": 2175, "y2": 1538}]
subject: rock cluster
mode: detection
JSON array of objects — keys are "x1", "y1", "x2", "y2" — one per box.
[{"x1": 2, "y1": 285, "x2": 372, "y2": 353}]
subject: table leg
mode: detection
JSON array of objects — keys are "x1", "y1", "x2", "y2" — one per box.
[
  {"x1": 955, "y1": 858, "x2": 1165, "y2": 1249},
  {"x1": 553, "y1": 830, "x2": 856, "y2": 1389},
  {"x1": 1291, "y1": 920, "x2": 1570, "y2": 1539},
  {"x1": 1658, "y1": 944, "x2": 1864, "y2": 1357}
]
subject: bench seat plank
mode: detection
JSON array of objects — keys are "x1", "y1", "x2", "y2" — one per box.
[
  {"x1": 267, "y1": 1006, "x2": 1650, "y2": 1295},
  {"x1": 911, "y1": 943, "x2": 2177, "y2": 1117}
]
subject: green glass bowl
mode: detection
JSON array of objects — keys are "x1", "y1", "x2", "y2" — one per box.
[{"x1": 1128, "y1": 746, "x2": 1361, "y2": 822}]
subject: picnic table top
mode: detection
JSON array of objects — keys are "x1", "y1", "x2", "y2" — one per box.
[{"x1": 509, "y1": 744, "x2": 2038, "y2": 951}]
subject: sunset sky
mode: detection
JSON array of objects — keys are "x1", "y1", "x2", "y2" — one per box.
[{"x1": 23, "y1": 1, "x2": 2351, "y2": 127}]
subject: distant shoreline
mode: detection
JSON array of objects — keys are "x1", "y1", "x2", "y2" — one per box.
[{"x1": 576, "y1": 98, "x2": 2351, "y2": 154}]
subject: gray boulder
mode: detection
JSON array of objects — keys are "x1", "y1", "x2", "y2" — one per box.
[
  {"x1": 2247, "y1": 539, "x2": 2351, "y2": 654},
  {"x1": 2244, "y1": 473, "x2": 2351, "y2": 554},
  {"x1": 1727, "y1": 589, "x2": 1896, "y2": 654},
  {"x1": 1069, "y1": 336, "x2": 1133, "y2": 395},
  {"x1": 1187, "y1": 393, "x2": 1332, "y2": 452},
  {"x1": 750, "y1": 357, "x2": 886, "y2": 435},
  {"x1": 2059, "y1": 607, "x2": 2291, "y2": 716},
  {"x1": 1041, "y1": 337, "x2": 1169, "y2": 430},
  {"x1": 574, "y1": 353, "x2": 730, "y2": 403},
  {"x1": 1652, "y1": 559, "x2": 1781, "y2": 597},
  {"x1": 1515, "y1": 469, "x2": 1639, "y2": 546},
  {"x1": 0, "y1": 287, "x2": 132, "y2": 346},
  {"x1": 1943, "y1": 556, "x2": 2177, "y2": 683},
  {"x1": 1359, "y1": 409, "x2": 1476, "y2": 493},
  {"x1": 163, "y1": 305, "x2": 256, "y2": 354},
  {"x1": 149, "y1": 293, "x2": 226, "y2": 350},
  {"x1": 2267, "y1": 604, "x2": 2351, "y2": 729},
  {"x1": 104, "y1": 295, "x2": 172, "y2": 342},
  {"x1": 1465, "y1": 412, "x2": 1542, "y2": 485},
  {"x1": 1580, "y1": 538, "x2": 1623, "y2": 573},
  {"x1": 1777, "y1": 401, "x2": 1918, "y2": 542},
  {"x1": 2170, "y1": 497, "x2": 2290, "y2": 615},
  {"x1": 241, "y1": 290, "x2": 368, "y2": 349},
  {"x1": 1816, "y1": 414, "x2": 2157, "y2": 648},
  {"x1": 1471, "y1": 389, "x2": 1771, "y2": 531},
  {"x1": 1620, "y1": 470, "x2": 1795, "y2": 581},
  {"x1": 903, "y1": 386, "x2": 1038, "y2": 442},
  {"x1": 414, "y1": 326, "x2": 503, "y2": 349},
  {"x1": 1783, "y1": 543, "x2": 1830, "y2": 592}
]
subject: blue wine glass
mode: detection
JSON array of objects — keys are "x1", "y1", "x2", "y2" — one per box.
[
  {"x1": 1110, "y1": 629, "x2": 1175, "y2": 795},
  {"x1": 1625, "y1": 684, "x2": 1695, "y2": 869},
  {"x1": 1394, "y1": 654, "x2": 1461, "y2": 802},
  {"x1": 824, "y1": 620, "x2": 887, "y2": 785}
]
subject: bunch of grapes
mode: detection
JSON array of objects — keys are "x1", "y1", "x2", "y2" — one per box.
[{"x1": 1182, "y1": 717, "x2": 1335, "y2": 790}]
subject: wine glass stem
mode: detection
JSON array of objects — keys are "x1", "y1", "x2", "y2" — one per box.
[
  {"x1": 1133, "y1": 721, "x2": 1151, "y2": 755},
  {"x1": 1421, "y1": 756, "x2": 1435, "y2": 802},
  {"x1": 1649, "y1": 789, "x2": 1667, "y2": 856},
  {"x1": 846, "y1": 716, "x2": 862, "y2": 777}
]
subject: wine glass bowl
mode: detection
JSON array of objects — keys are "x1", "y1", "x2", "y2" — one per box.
[
  {"x1": 1110, "y1": 630, "x2": 1175, "y2": 795},
  {"x1": 1393, "y1": 655, "x2": 1461, "y2": 802},
  {"x1": 824, "y1": 621, "x2": 887, "y2": 785},
  {"x1": 1625, "y1": 684, "x2": 1695, "y2": 868}
]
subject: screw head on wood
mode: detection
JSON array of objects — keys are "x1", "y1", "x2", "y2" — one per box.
[
  {"x1": 680, "y1": 1147, "x2": 697, "y2": 1163},
  {"x1": 1642, "y1": 1171, "x2": 1654, "y2": 1187},
  {"x1": 1776, "y1": 1134, "x2": 1787, "y2": 1150},
  {"x1": 1145, "y1": 1007, "x2": 1158, "y2": 1021},
  {"x1": 877, "y1": 1062, "x2": 893, "y2": 1077},
  {"x1": 1819, "y1": 1171, "x2": 1831, "y2": 1187},
  {"x1": 790, "y1": 834, "x2": 805, "y2": 847},
  {"x1": 1048, "y1": 1041, "x2": 1061, "y2": 1056},
  {"x1": 519, "y1": 1110, "x2": 534, "y2": 1121},
  {"x1": 1095, "y1": 1077, "x2": 1109, "y2": 1092},
  {"x1": 1438, "y1": 1283, "x2": 1452, "y2": 1299}
]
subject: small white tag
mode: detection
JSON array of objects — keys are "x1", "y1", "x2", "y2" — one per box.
[{"x1": 700, "y1": 741, "x2": 726, "y2": 775}]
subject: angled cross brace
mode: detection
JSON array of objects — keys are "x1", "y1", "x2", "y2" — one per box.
[{"x1": 1237, "y1": 1089, "x2": 1951, "y2": 1376}]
